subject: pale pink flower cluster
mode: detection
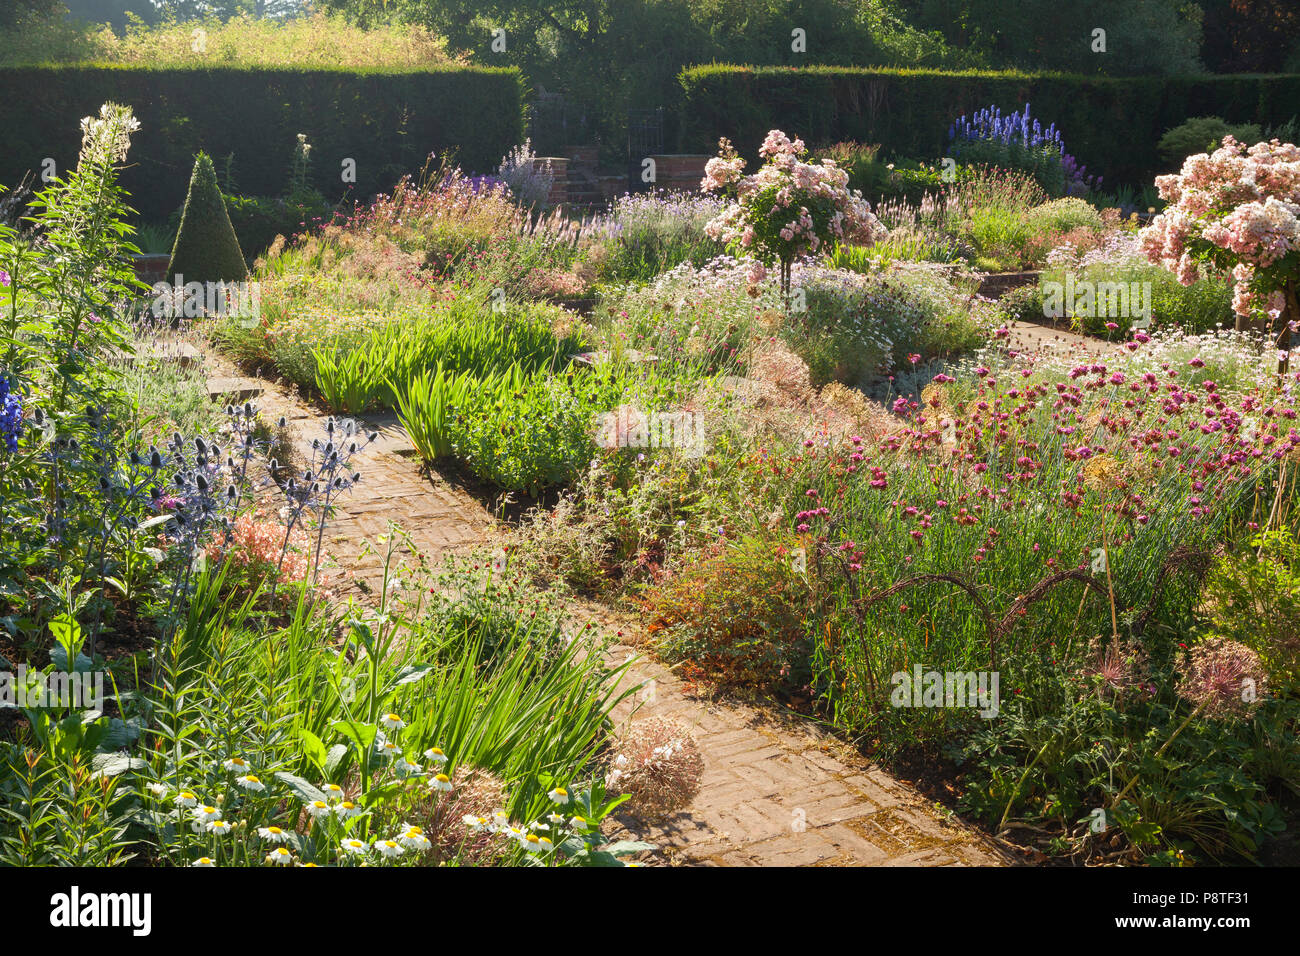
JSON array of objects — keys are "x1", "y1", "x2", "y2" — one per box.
[
  {"x1": 207, "y1": 513, "x2": 309, "y2": 588},
  {"x1": 701, "y1": 129, "x2": 886, "y2": 267},
  {"x1": 1138, "y1": 136, "x2": 1300, "y2": 318}
]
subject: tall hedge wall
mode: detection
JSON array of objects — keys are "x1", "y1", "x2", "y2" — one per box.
[
  {"x1": 678, "y1": 65, "x2": 1300, "y2": 188},
  {"x1": 0, "y1": 65, "x2": 525, "y2": 222}
]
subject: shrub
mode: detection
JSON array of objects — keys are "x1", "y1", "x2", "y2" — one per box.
[
  {"x1": 1026, "y1": 197, "x2": 1103, "y2": 236},
  {"x1": 677, "y1": 65, "x2": 1300, "y2": 193},
  {"x1": 1157, "y1": 116, "x2": 1263, "y2": 166},
  {"x1": 583, "y1": 191, "x2": 727, "y2": 285},
  {"x1": 496, "y1": 139, "x2": 552, "y2": 209},
  {"x1": 0, "y1": 65, "x2": 525, "y2": 223},
  {"x1": 167, "y1": 152, "x2": 248, "y2": 284},
  {"x1": 1201, "y1": 526, "x2": 1300, "y2": 691},
  {"x1": 644, "y1": 532, "x2": 812, "y2": 691}
]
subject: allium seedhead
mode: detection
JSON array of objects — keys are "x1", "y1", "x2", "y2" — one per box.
[
  {"x1": 1177, "y1": 637, "x2": 1268, "y2": 718},
  {"x1": 606, "y1": 718, "x2": 704, "y2": 822},
  {"x1": 277, "y1": 417, "x2": 287, "y2": 428}
]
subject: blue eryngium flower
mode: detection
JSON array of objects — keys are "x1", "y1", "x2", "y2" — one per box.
[{"x1": 0, "y1": 375, "x2": 22, "y2": 453}]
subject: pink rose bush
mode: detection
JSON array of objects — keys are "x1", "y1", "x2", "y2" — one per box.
[
  {"x1": 1138, "y1": 137, "x2": 1300, "y2": 339},
  {"x1": 700, "y1": 130, "x2": 886, "y2": 294}
]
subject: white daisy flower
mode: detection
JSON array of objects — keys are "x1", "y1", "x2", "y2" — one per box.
[
  {"x1": 235, "y1": 774, "x2": 266, "y2": 792},
  {"x1": 265, "y1": 847, "x2": 293, "y2": 865},
  {"x1": 546, "y1": 787, "x2": 569, "y2": 805},
  {"x1": 222, "y1": 757, "x2": 251, "y2": 772},
  {"x1": 570, "y1": 814, "x2": 589, "y2": 829},
  {"x1": 375, "y1": 740, "x2": 401, "y2": 759},
  {"x1": 257, "y1": 825, "x2": 290, "y2": 843},
  {"x1": 305, "y1": 800, "x2": 331, "y2": 820},
  {"x1": 147, "y1": 782, "x2": 167, "y2": 799},
  {"x1": 192, "y1": 805, "x2": 221, "y2": 824},
  {"x1": 191, "y1": 857, "x2": 216, "y2": 868},
  {"x1": 428, "y1": 772, "x2": 452, "y2": 792},
  {"x1": 520, "y1": 832, "x2": 553, "y2": 853},
  {"x1": 379, "y1": 713, "x2": 406, "y2": 731},
  {"x1": 175, "y1": 791, "x2": 198, "y2": 808},
  {"x1": 375, "y1": 839, "x2": 404, "y2": 858},
  {"x1": 321, "y1": 783, "x2": 344, "y2": 802},
  {"x1": 463, "y1": 814, "x2": 490, "y2": 831},
  {"x1": 422, "y1": 747, "x2": 449, "y2": 765},
  {"x1": 334, "y1": 801, "x2": 360, "y2": 819},
  {"x1": 398, "y1": 826, "x2": 431, "y2": 851},
  {"x1": 546, "y1": 812, "x2": 566, "y2": 826},
  {"x1": 340, "y1": 838, "x2": 369, "y2": 855},
  {"x1": 207, "y1": 819, "x2": 236, "y2": 837}
]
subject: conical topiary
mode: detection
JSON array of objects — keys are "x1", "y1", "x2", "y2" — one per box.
[{"x1": 167, "y1": 151, "x2": 248, "y2": 285}]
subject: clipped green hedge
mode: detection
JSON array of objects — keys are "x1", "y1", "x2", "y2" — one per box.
[
  {"x1": 0, "y1": 64, "x2": 525, "y2": 222},
  {"x1": 678, "y1": 65, "x2": 1300, "y2": 188}
]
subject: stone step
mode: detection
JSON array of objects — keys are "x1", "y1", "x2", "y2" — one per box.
[{"x1": 206, "y1": 377, "x2": 265, "y2": 403}]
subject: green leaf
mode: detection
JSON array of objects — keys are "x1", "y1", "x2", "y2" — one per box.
[
  {"x1": 605, "y1": 840, "x2": 655, "y2": 856},
  {"x1": 273, "y1": 771, "x2": 328, "y2": 805},
  {"x1": 330, "y1": 719, "x2": 377, "y2": 751},
  {"x1": 392, "y1": 663, "x2": 434, "y2": 687},
  {"x1": 298, "y1": 727, "x2": 327, "y2": 772},
  {"x1": 324, "y1": 744, "x2": 349, "y2": 777},
  {"x1": 92, "y1": 753, "x2": 147, "y2": 777}
]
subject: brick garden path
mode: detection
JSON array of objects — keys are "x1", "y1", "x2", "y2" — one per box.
[{"x1": 205, "y1": 354, "x2": 1013, "y2": 867}]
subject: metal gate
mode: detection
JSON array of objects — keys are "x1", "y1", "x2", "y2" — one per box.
[{"x1": 627, "y1": 107, "x2": 664, "y2": 192}]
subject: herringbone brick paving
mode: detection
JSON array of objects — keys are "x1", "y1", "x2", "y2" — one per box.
[{"x1": 206, "y1": 355, "x2": 1013, "y2": 867}]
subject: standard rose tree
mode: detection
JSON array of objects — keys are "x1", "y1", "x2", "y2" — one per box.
[
  {"x1": 700, "y1": 130, "x2": 886, "y2": 298},
  {"x1": 1138, "y1": 136, "x2": 1300, "y2": 376}
]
